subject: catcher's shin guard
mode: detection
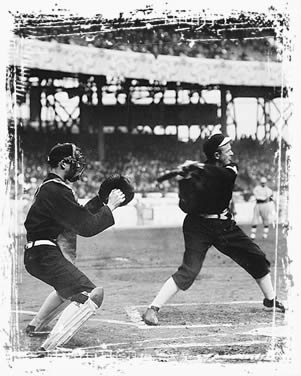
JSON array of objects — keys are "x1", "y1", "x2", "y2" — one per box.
[
  {"x1": 41, "y1": 287, "x2": 104, "y2": 351},
  {"x1": 34, "y1": 300, "x2": 70, "y2": 332}
]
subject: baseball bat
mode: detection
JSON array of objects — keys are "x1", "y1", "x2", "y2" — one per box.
[
  {"x1": 157, "y1": 169, "x2": 183, "y2": 183},
  {"x1": 157, "y1": 163, "x2": 205, "y2": 183}
]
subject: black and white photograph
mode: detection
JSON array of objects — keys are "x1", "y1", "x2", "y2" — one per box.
[{"x1": 1, "y1": 0, "x2": 301, "y2": 375}]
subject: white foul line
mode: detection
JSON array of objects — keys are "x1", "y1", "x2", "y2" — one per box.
[
  {"x1": 14, "y1": 309, "x2": 137, "y2": 327},
  {"x1": 133, "y1": 300, "x2": 262, "y2": 308},
  {"x1": 12, "y1": 310, "x2": 37, "y2": 315},
  {"x1": 91, "y1": 318, "x2": 137, "y2": 326}
]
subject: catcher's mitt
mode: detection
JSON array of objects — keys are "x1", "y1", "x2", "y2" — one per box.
[{"x1": 98, "y1": 174, "x2": 135, "y2": 206}]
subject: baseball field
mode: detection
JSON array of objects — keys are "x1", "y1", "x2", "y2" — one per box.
[{"x1": 14, "y1": 224, "x2": 289, "y2": 363}]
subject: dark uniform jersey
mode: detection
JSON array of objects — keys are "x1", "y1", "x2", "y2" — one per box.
[
  {"x1": 172, "y1": 161, "x2": 271, "y2": 291},
  {"x1": 24, "y1": 173, "x2": 114, "y2": 241},
  {"x1": 178, "y1": 162, "x2": 238, "y2": 215}
]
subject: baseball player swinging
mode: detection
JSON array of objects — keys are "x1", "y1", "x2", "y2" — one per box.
[
  {"x1": 24, "y1": 143, "x2": 134, "y2": 353},
  {"x1": 142, "y1": 133, "x2": 285, "y2": 326},
  {"x1": 250, "y1": 177, "x2": 275, "y2": 240}
]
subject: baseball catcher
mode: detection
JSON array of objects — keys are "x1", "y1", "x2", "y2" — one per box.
[
  {"x1": 143, "y1": 133, "x2": 285, "y2": 326},
  {"x1": 23, "y1": 142, "x2": 134, "y2": 353}
]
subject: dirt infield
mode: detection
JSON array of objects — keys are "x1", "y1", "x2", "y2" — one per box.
[{"x1": 14, "y1": 225, "x2": 289, "y2": 363}]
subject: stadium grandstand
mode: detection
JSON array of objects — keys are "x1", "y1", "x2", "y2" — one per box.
[{"x1": 8, "y1": 8, "x2": 290, "y2": 204}]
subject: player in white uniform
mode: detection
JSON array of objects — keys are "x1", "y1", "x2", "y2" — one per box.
[{"x1": 250, "y1": 177, "x2": 275, "y2": 240}]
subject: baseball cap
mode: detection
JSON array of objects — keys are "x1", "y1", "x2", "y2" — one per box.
[
  {"x1": 260, "y1": 177, "x2": 267, "y2": 184},
  {"x1": 203, "y1": 133, "x2": 232, "y2": 158},
  {"x1": 47, "y1": 143, "x2": 75, "y2": 165}
]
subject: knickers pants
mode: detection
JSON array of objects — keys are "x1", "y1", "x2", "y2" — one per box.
[
  {"x1": 24, "y1": 244, "x2": 96, "y2": 300},
  {"x1": 172, "y1": 214, "x2": 271, "y2": 291}
]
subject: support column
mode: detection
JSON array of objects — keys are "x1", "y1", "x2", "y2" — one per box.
[
  {"x1": 232, "y1": 97, "x2": 238, "y2": 140},
  {"x1": 97, "y1": 123, "x2": 105, "y2": 161},
  {"x1": 96, "y1": 77, "x2": 105, "y2": 161},
  {"x1": 79, "y1": 76, "x2": 88, "y2": 134},
  {"x1": 29, "y1": 82, "x2": 42, "y2": 129},
  {"x1": 264, "y1": 100, "x2": 270, "y2": 141},
  {"x1": 256, "y1": 98, "x2": 266, "y2": 141},
  {"x1": 220, "y1": 86, "x2": 227, "y2": 135}
]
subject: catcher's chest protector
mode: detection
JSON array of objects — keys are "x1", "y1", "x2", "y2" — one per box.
[{"x1": 178, "y1": 164, "x2": 236, "y2": 215}]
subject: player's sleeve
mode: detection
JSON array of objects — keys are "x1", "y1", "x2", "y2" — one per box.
[
  {"x1": 201, "y1": 163, "x2": 238, "y2": 181},
  {"x1": 84, "y1": 195, "x2": 104, "y2": 214},
  {"x1": 44, "y1": 184, "x2": 114, "y2": 237}
]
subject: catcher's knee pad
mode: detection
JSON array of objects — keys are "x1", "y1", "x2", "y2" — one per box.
[
  {"x1": 69, "y1": 287, "x2": 104, "y2": 307},
  {"x1": 89, "y1": 287, "x2": 104, "y2": 308},
  {"x1": 69, "y1": 291, "x2": 90, "y2": 304},
  {"x1": 35, "y1": 300, "x2": 70, "y2": 331}
]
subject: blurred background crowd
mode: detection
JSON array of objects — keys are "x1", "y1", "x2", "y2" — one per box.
[{"x1": 10, "y1": 133, "x2": 288, "y2": 201}]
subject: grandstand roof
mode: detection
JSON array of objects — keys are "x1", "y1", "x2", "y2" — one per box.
[{"x1": 10, "y1": 37, "x2": 284, "y2": 88}]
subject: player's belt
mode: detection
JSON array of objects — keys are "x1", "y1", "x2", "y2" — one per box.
[
  {"x1": 256, "y1": 199, "x2": 269, "y2": 204},
  {"x1": 200, "y1": 211, "x2": 230, "y2": 220},
  {"x1": 25, "y1": 240, "x2": 57, "y2": 249}
]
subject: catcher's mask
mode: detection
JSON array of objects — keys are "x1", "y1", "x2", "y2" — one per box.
[{"x1": 47, "y1": 143, "x2": 86, "y2": 182}]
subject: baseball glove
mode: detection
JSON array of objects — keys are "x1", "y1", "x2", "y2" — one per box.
[{"x1": 98, "y1": 174, "x2": 135, "y2": 206}]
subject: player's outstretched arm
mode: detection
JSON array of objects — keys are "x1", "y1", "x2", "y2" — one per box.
[
  {"x1": 46, "y1": 184, "x2": 115, "y2": 237},
  {"x1": 84, "y1": 195, "x2": 104, "y2": 214}
]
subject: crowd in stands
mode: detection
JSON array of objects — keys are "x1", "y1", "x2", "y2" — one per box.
[
  {"x1": 11, "y1": 133, "x2": 288, "y2": 202},
  {"x1": 52, "y1": 30, "x2": 278, "y2": 62},
  {"x1": 14, "y1": 12, "x2": 279, "y2": 62}
]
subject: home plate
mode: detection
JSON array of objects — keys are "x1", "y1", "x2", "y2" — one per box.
[{"x1": 245, "y1": 325, "x2": 289, "y2": 337}]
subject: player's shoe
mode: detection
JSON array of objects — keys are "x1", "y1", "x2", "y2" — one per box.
[
  {"x1": 25, "y1": 325, "x2": 51, "y2": 337},
  {"x1": 142, "y1": 306, "x2": 159, "y2": 326},
  {"x1": 36, "y1": 347, "x2": 47, "y2": 358},
  {"x1": 263, "y1": 298, "x2": 285, "y2": 313}
]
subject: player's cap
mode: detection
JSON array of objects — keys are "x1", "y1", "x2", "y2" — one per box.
[
  {"x1": 203, "y1": 133, "x2": 232, "y2": 158},
  {"x1": 47, "y1": 143, "x2": 75, "y2": 165},
  {"x1": 260, "y1": 177, "x2": 267, "y2": 184}
]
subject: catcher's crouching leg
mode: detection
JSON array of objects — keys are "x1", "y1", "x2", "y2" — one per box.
[
  {"x1": 40, "y1": 287, "x2": 104, "y2": 351},
  {"x1": 30, "y1": 300, "x2": 71, "y2": 334}
]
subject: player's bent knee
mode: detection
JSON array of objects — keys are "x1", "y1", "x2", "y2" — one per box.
[
  {"x1": 172, "y1": 275, "x2": 195, "y2": 291},
  {"x1": 69, "y1": 291, "x2": 90, "y2": 304},
  {"x1": 57, "y1": 293, "x2": 67, "y2": 302},
  {"x1": 89, "y1": 287, "x2": 104, "y2": 307},
  {"x1": 68, "y1": 287, "x2": 104, "y2": 307},
  {"x1": 255, "y1": 271, "x2": 271, "y2": 282}
]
